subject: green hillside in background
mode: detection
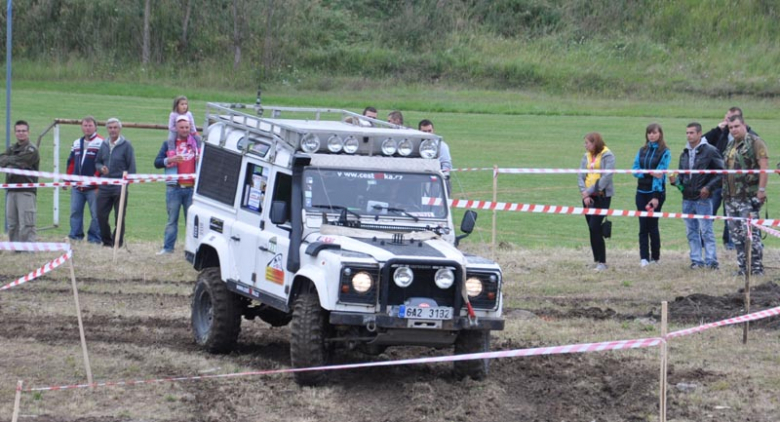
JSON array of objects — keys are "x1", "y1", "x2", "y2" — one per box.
[{"x1": 3, "y1": 0, "x2": 779, "y2": 98}]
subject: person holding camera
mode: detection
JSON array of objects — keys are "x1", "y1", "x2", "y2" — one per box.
[
  {"x1": 669, "y1": 123, "x2": 724, "y2": 270},
  {"x1": 578, "y1": 132, "x2": 615, "y2": 271},
  {"x1": 722, "y1": 115, "x2": 769, "y2": 276}
]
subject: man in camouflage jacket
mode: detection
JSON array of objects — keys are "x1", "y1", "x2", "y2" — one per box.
[{"x1": 0, "y1": 120, "x2": 40, "y2": 242}]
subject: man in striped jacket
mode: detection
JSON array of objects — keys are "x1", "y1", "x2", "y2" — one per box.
[{"x1": 66, "y1": 116, "x2": 104, "y2": 243}]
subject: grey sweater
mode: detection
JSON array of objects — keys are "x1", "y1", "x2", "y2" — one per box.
[
  {"x1": 578, "y1": 149, "x2": 615, "y2": 197},
  {"x1": 95, "y1": 136, "x2": 137, "y2": 191}
]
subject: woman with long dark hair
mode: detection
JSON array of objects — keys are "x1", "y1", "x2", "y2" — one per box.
[
  {"x1": 578, "y1": 132, "x2": 615, "y2": 271},
  {"x1": 632, "y1": 123, "x2": 672, "y2": 267}
]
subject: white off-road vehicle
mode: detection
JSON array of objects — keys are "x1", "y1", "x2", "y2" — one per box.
[{"x1": 185, "y1": 102, "x2": 504, "y2": 385}]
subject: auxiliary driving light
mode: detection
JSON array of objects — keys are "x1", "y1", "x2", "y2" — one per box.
[
  {"x1": 381, "y1": 138, "x2": 398, "y2": 155},
  {"x1": 300, "y1": 133, "x2": 321, "y2": 153},
  {"x1": 419, "y1": 139, "x2": 437, "y2": 159},
  {"x1": 397, "y1": 138, "x2": 413, "y2": 156},
  {"x1": 327, "y1": 135, "x2": 344, "y2": 153},
  {"x1": 393, "y1": 266, "x2": 414, "y2": 288},
  {"x1": 351, "y1": 271, "x2": 373, "y2": 293},
  {"x1": 465, "y1": 277, "x2": 483, "y2": 297},
  {"x1": 343, "y1": 136, "x2": 359, "y2": 154},
  {"x1": 434, "y1": 268, "x2": 455, "y2": 289}
]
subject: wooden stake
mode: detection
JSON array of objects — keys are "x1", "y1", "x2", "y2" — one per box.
[
  {"x1": 491, "y1": 165, "x2": 498, "y2": 260},
  {"x1": 743, "y1": 224, "x2": 752, "y2": 344},
  {"x1": 659, "y1": 301, "x2": 668, "y2": 422},
  {"x1": 11, "y1": 380, "x2": 23, "y2": 422},
  {"x1": 68, "y1": 257, "x2": 93, "y2": 386},
  {"x1": 113, "y1": 171, "x2": 129, "y2": 264}
]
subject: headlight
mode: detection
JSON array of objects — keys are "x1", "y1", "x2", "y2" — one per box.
[
  {"x1": 343, "y1": 136, "x2": 359, "y2": 154},
  {"x1": 300, "y1": 133, "x2": 320, "y2": 153},
  {"x1": 419, "y1": 139, "x2": 438, "y2": 159},
  {"x1": 393, "y1": 266, "x2": 414, "y2": 288},
  {"x1": 434, "y1": 268, "x2": 455, "y2": 289},
  {"x1": 397, "y1": 138, "x2": 413, "y2": 156},
  {"x1": 381, "y1": 138, "x2": 397, "y2": 155},
  {"x1": 465, "y1": 277, "x2": 483, "y2": 297},
  {"x1": 351, "y1": 271, "x2": 373, "y2": 293},
  {"x1": 327, "y1": 135, "x2": 343, "y2": 153}
]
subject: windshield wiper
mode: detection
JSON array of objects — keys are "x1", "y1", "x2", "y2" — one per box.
[
  {"x1": 310, "y1": 204, "x2": 362, "y2": 226},
  {"x1": 372, "y1": 204, "x2": 419, "y2": 222}
]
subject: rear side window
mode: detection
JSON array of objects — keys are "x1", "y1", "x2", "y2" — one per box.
[{"x1": 196, "y1": 144, "x2": 242, "y2": 206}]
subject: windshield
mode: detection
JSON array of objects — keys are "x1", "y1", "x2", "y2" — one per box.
[{"x1": 303, "y1": 168, "x2": 447, "y2": 219}]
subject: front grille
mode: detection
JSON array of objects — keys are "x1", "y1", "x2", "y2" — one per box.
[{"x1": 380, "y1": 260, "x2": 462, "y2": 312}]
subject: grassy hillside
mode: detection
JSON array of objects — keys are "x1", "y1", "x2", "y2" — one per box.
[{"x1": 3, "y1": 0, "x2": 780, "y2": 97}]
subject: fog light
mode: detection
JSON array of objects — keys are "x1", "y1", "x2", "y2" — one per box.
[
  {"x1": 393, "y1": 266, "x2": 414, "y2": 288},
  {"x1": 300, "y1": 133, "x2": 320, "y2": 153},
  {"x1": 327, "y1": 135, "x2": 343, "y2": 153},
  {"x1": 343, "y1": 136, "x2": 359, "y2": 154},
  {"x1": 434, "y1": 268, "x2": 455, "y2": 289},
  {"x1": 351, "y1": 271, "x2": 373, "y2": 293},
  {"x1": 465, "y1": 277, "x2": 483, "y2": 297},
  {"x1": 381, "y1": 138, "x2": 397, "y2": 155}
]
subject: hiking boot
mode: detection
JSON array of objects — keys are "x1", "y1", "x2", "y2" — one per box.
[{"x1": 640, "y1": 259, "x2": 650, "y2": 268}]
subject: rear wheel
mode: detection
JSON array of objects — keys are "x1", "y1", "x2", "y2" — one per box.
[
  {"x1": 191, "y1": 267, "x2": 242, "y2": 353},
  {"x1": 290, "y1": 287, "x2": 331, "y2": 386},
  {"x1": 453, "y1": 330, "x2": 490, "y2": 380}
]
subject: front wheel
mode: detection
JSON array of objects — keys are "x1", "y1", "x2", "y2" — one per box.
[
  {"x1": 290, "y1": 287, "x2": 331, "y2": 386},
  {"x1": 191, "y1": 267, "x2": 242, "y2": 353},
  {"x1": 453, "y1": 330, "x2": 490, "y2": 380}
]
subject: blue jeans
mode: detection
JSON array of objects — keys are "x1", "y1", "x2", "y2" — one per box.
[
  {"x1": 69, "y1": 188, "x2": 101, "y2": 243},
  {"x1": 163, "y1": 186, "x2": 193, "y2": 252},
  {"x1": 683, "y1": 199, "x2": 718, "y2": 266}
]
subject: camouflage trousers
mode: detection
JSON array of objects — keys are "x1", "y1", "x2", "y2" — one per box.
[{"x1": 724, "y1": 198, "x2": 763, "y2": 273}]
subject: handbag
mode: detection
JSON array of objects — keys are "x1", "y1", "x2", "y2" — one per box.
[{"x1": 602, "y1": 217, "x2": 612, "y2": 239}]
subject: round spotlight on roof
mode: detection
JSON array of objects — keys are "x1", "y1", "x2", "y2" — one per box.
[
  {"x1": 343, "y1": 136, "x2": 359, "y2": 154},
  {"x1": 300, "y1": 133, "x2": 321, "y2": 153},
  {"x1": 397, "y1": 138, "x2": 413, "y2": 156},
  {"x1": 381, "y1": 138, "x2": 398, "y2": 155},
  {"x1": 327, "y1": 134, "x2": 343, "y2": 153},
  {"x1": 419, "y1": 139, "x2": 438, "y2": 159}
]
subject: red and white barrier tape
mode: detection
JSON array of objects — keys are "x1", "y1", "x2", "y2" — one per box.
[
  {"x1": 0, "y1": 250, "x2": 72, "y2": 292},
  {"x1": 452, "y1": 167, "x2": 780, "y2": 175},
  {"x1": 24, "y1": 336, "x2": 662, "y2": 392},
  {"x1": 0, "y1": 167, "x2": 105, "y2": 183},
  {"x1": 0, "y1": 242, "x2": 70, "y2": 252},
  {"x1": 0, "y1": 181, "x2": 125, "y2": 189},
  {"x1": 751, "y1": 222, "x2": 780, "y2": 239},
  {"x1": 125, "y1": 173, "x2": 196, "y2": 181},
  {"x1": 0, "y1": 167, "x2": 196, "y2": 189},
  {"x1": 667, "y1": 305, "x2": 780, "y2": 339}
]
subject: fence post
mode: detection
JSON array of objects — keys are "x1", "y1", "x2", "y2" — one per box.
[
  {"x1": 492, "y1": 165, "x2": 498, "y2": 259},
  {"x1": 53, "y1": 123, "x2": 60, "y2": 227},
  {"x1": 68, "y1": 255, "x2": 93, "y2": 386},
  {"x1": 659, "y1": 301, "x2": 668, "y2": 422},
  {"x1": 113, "y1": 171, "x2": 129, "y2": 263},
  {"x1": 743, "y1": 222, "x2": 752, "y2": 344}
]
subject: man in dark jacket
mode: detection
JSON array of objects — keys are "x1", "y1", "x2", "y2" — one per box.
[
  {"x1": 671, "y1": 123, "x2": 724, "y2": 270},
  {"x1": 95, "y1": 118, "x2": 136, "y2": 247},
  {"x1": 703, "y1": 106, "x2": 758, "y2": 249},
  {"x1": 0, "y1": 120, "x2": 40, "y2": 242}
]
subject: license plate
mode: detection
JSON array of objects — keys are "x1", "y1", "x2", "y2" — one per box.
[{"x1": 399, "y1": 305, "x2": 452, "y2": 320}]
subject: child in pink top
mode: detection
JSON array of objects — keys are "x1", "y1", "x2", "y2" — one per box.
[{"x1": 168, "y1": 96, "x2": 200, "y2": 143}]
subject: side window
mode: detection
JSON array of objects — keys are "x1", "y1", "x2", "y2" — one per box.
[
  {"x1": 197, "y1": 144, "x2": 242, "y2": 206},
  {"x1": 241, "y1": 163, "x2": 268, "y2": 213},
  {"x1": 272, "y1": 172, "x2": 292, "y2": 222}
]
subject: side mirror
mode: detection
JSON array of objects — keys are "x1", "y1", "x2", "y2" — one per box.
[
  {"x1": 455, "y1": 210, "x2": 478, "y2": 247},
  {"x1": 270, "y1": 201, "x2": 289, "y2": 225},
  {"x1": 460, "y1": 210, "x2": 477, "y2": 234}
]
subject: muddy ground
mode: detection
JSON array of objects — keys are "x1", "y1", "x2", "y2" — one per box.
[{"x1": 1, "y1": 251, "x2": 779, "y2": 422}]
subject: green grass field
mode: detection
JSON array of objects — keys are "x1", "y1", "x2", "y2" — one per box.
[{"x1": 3, "y1": 83, "x2": 780, "y2": 256}]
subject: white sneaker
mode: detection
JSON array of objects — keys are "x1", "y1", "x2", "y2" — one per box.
[
  {"x1": 640, "y1": 259, "x2": 650, "y2": 267},
  {"x1": 594, "y1": 263, "x2": 608, "y2": 271},
  {"x1": 156, "y1": 248, "x2": 173, "y2": 256}
]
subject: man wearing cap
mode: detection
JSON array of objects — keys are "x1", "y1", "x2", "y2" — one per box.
[
  {"x1": 153, "y1": 116, "x2": 199, "y2": 255},
  {"x1": 95, "y1": 118, "x2": 136, "y2": 247},
  {"x1": 0, "y1": 120, "x2": 40, "y2": 242}
]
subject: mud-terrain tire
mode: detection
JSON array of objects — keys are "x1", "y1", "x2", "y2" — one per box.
[
  {"x1": 453, "y1": 330, "x2": 490, "y2": 380},
  {"x1": 290, "y1": 287, "x2": 331, "y2": 386},
  {"x1": 192, "y1": 267, "x2": 242, "y2": 353}
]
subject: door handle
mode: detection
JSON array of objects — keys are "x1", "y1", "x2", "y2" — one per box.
[
  {"x1": 230, "y1": 235, "x2": 240, "y2": 241},
  {"x1": 258, "y1": 245, "x2": 269, "y2": 251}
]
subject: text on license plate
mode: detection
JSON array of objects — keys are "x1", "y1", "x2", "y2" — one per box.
[{"x1": 399, "y1": 305, "x2": 452, "y2": 320}]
